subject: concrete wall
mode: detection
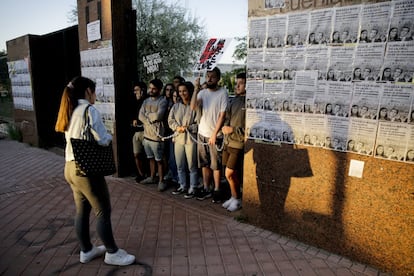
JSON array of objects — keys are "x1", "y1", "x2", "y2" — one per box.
[
  {"x1": 7, "y1": 27, "x2": 81, "y2": 148},
  {"x1": 244, "y1": 1, "x2": 414, "y2": 275},
  {"x1": 7, "y1": 35, "x2": 40, "y2": 146}
]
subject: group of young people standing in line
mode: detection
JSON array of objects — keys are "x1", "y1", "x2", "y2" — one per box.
[
  {"x1": 54, "y1": 67, "x2": 247, "y2": 266},
  {"x1": 132, "y1": 67, "x2": 247, "y2": 214}
]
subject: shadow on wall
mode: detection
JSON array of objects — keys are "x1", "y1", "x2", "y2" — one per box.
[
  {"x1": 245, "y1": 141, "x2": 313, "y2": 220},
  {"x1": 243, "y1": 125, "x2": 405, "y2": 272},
  {"x1": 243, "y1": 119, "x2": 348, "y2": 256},
  {"x1": 244, "y1": 117, "x2": 313, "y2": 224},
  {"x1": 244, "y1": 125, "x2": 414, "y2": 274}
]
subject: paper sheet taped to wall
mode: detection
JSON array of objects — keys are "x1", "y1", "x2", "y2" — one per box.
[{"x1": 349, "y1": 159, "x2": 364, "y2": 178}]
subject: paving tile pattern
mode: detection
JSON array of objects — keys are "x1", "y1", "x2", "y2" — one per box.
[{"x1": 0, "y1": 139, "x2": 388, "y2": 276}]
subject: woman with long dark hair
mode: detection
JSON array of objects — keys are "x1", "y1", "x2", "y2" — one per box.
[{"x1": 55, "y1": 76, "x2": 135, "y2": 266}]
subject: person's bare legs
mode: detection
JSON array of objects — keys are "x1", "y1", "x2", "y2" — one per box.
[
  {"x1": 157, "y1": 160, "x2": 164, "y2": 182},
  {"x1": 225, "y1": 167, "x2": 239, "y2": 198},
  {"x1": 156, "y1": 159, "x2": 167, "y2": 192},
  {"x1": 134, "y1": 154, "x2": 145, "y2": 177},
  {"x1": 202, "y1": 167, "x2": 212, "y2": 189},
  {"x1": 149, "y1": 158, "x2": 156, "y2": 178},
  {"x1": 224, "y1": 166, "x2": 242, "y2": 211},
  {"x1": 213, "y1": 169, "x2": 221, "y2": 191}
]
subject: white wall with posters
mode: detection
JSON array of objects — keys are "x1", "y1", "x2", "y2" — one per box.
[
  {"x1": 246, "y1": 0, "x2": 414, "y2": 164},
  {"x1": 243, "y1": 1, "x2": 414, "y2": 274},
  {"x1": 80, "y1": 42, "x2": 115, "y2": 134}
]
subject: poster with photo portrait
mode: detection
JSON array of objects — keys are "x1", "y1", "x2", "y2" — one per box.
[
  {"x1": 249, "y1": 18, "x2": 267, "y2": 49},
  {"x1": 388, "y1": 0, "x2": 414, "y2": 42},
  {"x1": 286, "y1": 12, "x2": 310, "y2": 47},
  {"x1": 359, "y1": 2, "x2": 391, "y2": 43},
  {"x1": 332, "y1": 5, "x2": 361, "y2": 44},
  {"x1": 264, "y1": 0, "x2": 285, "y2": 9},
  {"x1": 267, "y1": 15, "x2": 287, "y2": 48}
]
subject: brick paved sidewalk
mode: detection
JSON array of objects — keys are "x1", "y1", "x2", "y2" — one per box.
[{"x1": 0, "y1": 139, "x2": 386, "y2": 275}]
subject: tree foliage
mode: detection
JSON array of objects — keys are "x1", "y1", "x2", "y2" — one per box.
[
  {"x1": 67, "y1": 4, "x2": 78, "y2": 25},
  {"x1": 232, "y1": 36, "x2": 247, "y2": 63},
  {"x1": 133, "y1": 0, "x2": 207, "y2": 83},
  {"x1": 221, "y1": 36, "x2": 247, "y2": 93},
  {"x1": 68, "y1": 1, "x2": 246, "y2": 86},
  {"x1": 221, "y1": 67, "x2": 246, "y2": 95}
]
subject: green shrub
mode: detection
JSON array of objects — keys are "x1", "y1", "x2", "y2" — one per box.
[{"x1": 7, "y1": 123, "x2": 22, "y2": 141}]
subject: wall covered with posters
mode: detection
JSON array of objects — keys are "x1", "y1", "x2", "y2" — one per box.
[
  {"x1": 80, "y1": 44, "x2": 116, "y2": 133},
  {"x1": 76, "y1": 0, "x2": 137, "y2": 176},
  {"x1": 7, "y1": 59, "x2": 33, "y2": 111},
  {"x1": 77, "y1": 0, "x2": 116, "y2": 134},
  {"x1": 244, "y1": 0, "x2": 414, "y2": 274},
  {"x1": 6, "y1": 26, "x2": 81, "y2": 148}
]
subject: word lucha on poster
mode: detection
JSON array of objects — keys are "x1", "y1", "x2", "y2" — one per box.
[
  {"x1": 143, "y1": 52, "x2": 162, "y2": 74},
  {"x1": 194, "y1": 38, "x2": 232, "y2": 71}
]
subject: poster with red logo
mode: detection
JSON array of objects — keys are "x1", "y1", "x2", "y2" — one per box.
[{"x1": 194, "y1": 38, "x2": 232, "y2": 71}]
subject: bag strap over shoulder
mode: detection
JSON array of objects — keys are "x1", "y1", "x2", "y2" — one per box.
[
  {"x1": 83, "y1": 104, "x2": 92, "y2": 126},
  {"x1": 81, "y1": 104, "x2": 93, "y2": 141}
]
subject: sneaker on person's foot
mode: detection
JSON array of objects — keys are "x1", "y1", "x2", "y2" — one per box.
[
  {"x1": 158, "y1": 181, "x2": 167, "y2": 192},
  {"x1": 172, "y1": 186, "x2": 186, "y2": 195},
  {"x1": 227, "y1": 198, "x2": 242, "y2": 212},
  {"x1": 135, "y1": 174, "x2": 145, "y2": 183},
  {"x1": 196, "y1": 188, "x2": 212, "y2": 200},
  {"x1": 80, "y1": 245, "x2": 106, "y2": 263},
  {"x1": 141, "y1": 176, "x2": 156, "y2": 184},
  {"x1": 222, "y1": 197, "x2": 235, "y2": 209},
  {"x1": 211, "y1": 190, "x2": 222, "y2": 203},
  {"x1": 163, "y1": 171, "x2": 172, "y2": 181},
  {"x1": 104, "y1": 249, "x2": 135, "y2": 266},
  {"x1": 184, "y1": 186, "x2": 195, "y2": 199}
]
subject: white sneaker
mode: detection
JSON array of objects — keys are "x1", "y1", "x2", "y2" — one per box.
[
  {"x1": 163, "y1": 170, "x2": 172, "y2": 180},
  {"x1": 188, "y1": 186, "x2": 195, "y2": 194},
  {"x1": 227, "y1": 198, "x2": 242, "y2": 212},
  {"x1": 80, "y1": 245, "x2": 106, "y2": 263},
  {"x1": 184, "y1": 186, "x2": 195, "y2": 199},
  {"x1": 158, "y1": 181, "x2": 167, "y2": 192},
  {"x1": 172, "y1": 186, "x2": 186, "y2": 195},
  {"x1": 141, "y1": 177, "x2": 156, "y2": 184},
  {"x1": 222, "y1": 197, "x2": 235, "y2": 209},
  {"x1": 104, "y1": 249, "x2": 135, "y2": 266}
]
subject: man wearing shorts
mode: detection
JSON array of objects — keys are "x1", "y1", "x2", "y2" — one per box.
[
  {"x1": 191, "y1": 67, "x2": 228, "y2": 202},
  {"x1": 138, "y1": 79, "x2": 169, "y2": 192},
  {"x1": 221, "y1": 72, "x2": 246, "y2": 212}
]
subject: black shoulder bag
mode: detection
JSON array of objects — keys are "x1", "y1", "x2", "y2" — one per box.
[{"x1": 70, "y1": 105, "x2": 116, "y2": 177}]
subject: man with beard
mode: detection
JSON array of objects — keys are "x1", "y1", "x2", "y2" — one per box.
[
  {"x1": 191, "y1": 67, "x2": 229, "y2": 203},
  {"x1": 139, "y1": 79, "x2": 169, "y2": 192}
]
